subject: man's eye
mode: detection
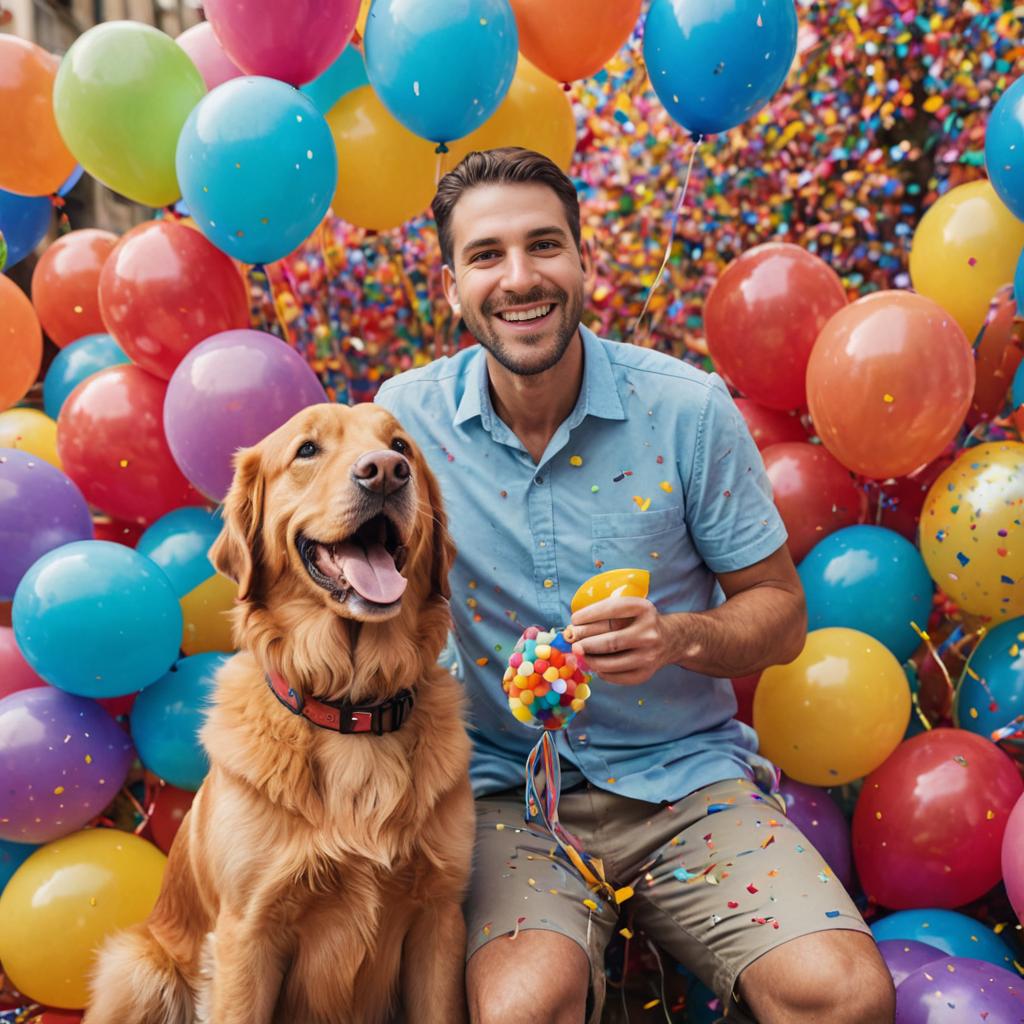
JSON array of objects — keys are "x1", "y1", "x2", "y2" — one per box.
[
  {"x1": 391, "y1": 437, "x2": 409, "y2": 454},
  {"x1": 471, "y1": 250, "x2": 498, "y2": 262},
  {"x1": 296, "y1": 441, "x2": 319, "y2": 459}
]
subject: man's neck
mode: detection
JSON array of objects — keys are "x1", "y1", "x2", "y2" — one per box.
[{"x1": 485, "y1": 331, "x2": 584, "y2": 464}]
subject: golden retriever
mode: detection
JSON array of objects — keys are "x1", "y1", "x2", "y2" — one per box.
[{"x1": 85, "y1": 403, "x2": 474, "y2": 1024}]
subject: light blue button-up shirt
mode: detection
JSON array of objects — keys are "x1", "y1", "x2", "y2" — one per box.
[{"x1": 375, "y1": 326, "x2": 787, "y2": 803}]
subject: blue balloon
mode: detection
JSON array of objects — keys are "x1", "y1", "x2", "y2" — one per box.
[
  {"x1": 137, "y1": 507, "x2": 223, "y2": 598},
  {"x1": 364, "y1": 0, "x2": 518, "y2": 145},
  {"x1": 43, "y1": 332, "x2": 130, "y2": 420},
  {"x1": 954, "y1": 616, "x2": 1024, "y2": 744},
  {"x1": 798, "y1": 525, "x2": 934, "y2": 663},
  {"x1": 871, "y1": 909, "x2": 1015, "y2": 971},
  {"x1": 12, "y1": 540, "x2": 183, "y2": 698},
  {"x1": 57, "y1": 163, "x2": 85, "y2": 198},
  {"x1": 1012, "y1": 330, "x2": 1024, "y2": 404},
  {"x1": 301, "y1": 44, "x2": 368, "y2": 114},
  {"x1": 0, "y1": 188, "x2": 51, "y2": 268},
  {"x1": 986, "y1": 76, "x2": 1024, "y2": 222},
  {"x1": 643, "y1": 0, "x2": 798, "y2": 137},
  {"x1": 176, "y1": 77, "x2": 337, "y2": 264},
  {"x1": 0, "y1": 838, "x2": 38, "y2": 895},
  {"x1": 131, "y1": 652, "x2": 228, "y2": 790}
]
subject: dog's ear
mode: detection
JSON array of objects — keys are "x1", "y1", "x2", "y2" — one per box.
[
  {"x1": 423, "y1": 462, "x2": 455, "y2": 602},
  {"x1": 210, "y1": 445, "x2": 265, "y2": 602}
]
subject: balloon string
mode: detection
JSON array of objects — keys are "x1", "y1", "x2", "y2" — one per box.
[
  {"x1": 909, "y1": 621, "x2": 957, "y2": 713},
  {"x1": 631, "y1": 136, "x2": 702, "y2": 340}
]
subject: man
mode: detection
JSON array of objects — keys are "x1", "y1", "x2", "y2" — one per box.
[{"x1": 375, "y1": 148, "x2": 894, "y2": 1024}]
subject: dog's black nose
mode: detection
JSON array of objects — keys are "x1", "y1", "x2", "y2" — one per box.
[{"x1": 352, "y1": 449, "x2": 410, "y2": 496}]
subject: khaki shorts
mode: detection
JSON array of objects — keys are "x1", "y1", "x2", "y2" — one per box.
[{"x1": 465, "y1": 777, "x2": 871, "y2": 1023}]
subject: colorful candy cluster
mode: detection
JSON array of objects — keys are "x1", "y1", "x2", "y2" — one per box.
[{"x1": 502, "y1": 626, "x2": 592, "y2": 731}]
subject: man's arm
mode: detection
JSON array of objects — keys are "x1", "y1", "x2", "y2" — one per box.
[{"x1": 568, "y1": 544, "x2": 806, "y2": 685}]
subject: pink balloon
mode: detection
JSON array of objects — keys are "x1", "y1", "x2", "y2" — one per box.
[
  {"x1": 1003, "y1": 793, "x2": 1024, "y2": 925},
  {"x1": 176, "y1": 22, "x2": 243, "y2": 92},
  {"x1": 204, "y1": 0, "x2": 360, "y2": 87},
  {"x1": 0, "y1": 625, "x2": 46, "y2": 699}
]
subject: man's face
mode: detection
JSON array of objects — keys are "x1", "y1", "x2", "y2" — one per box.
[{"x1": 442, "y1": 182, "x2": 585, "y2": 377}]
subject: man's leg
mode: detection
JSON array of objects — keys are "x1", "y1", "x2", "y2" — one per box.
[{"x1": 463, "y1": 790, "x2": 618, "y2": 1024}]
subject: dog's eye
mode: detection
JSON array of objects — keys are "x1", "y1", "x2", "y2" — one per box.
[
  {"x1": 391, "y1": 437, "x2": 409, "y2": 454},
  {"x1": 296, "y1": 441, "x2": 319, "y2": 459}
]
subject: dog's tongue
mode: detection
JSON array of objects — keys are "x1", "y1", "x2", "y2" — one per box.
[{"x1": 335, "y1": 540, "x2": 407, "y2": 604}]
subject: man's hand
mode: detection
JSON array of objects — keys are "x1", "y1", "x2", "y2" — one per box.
[{"x1": 566, "y1": 596, "x2": 669, "y2": 686}]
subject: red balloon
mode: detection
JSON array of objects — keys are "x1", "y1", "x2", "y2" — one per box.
[
  {"x1": 852, "y1": 728, "x2": 1023, "y2": 909},
  {"x1": 57, "y1": 364, "x2": 207, "y2": 524},
  {"x1": 806, "y1": 291, "x2": 974, "y2": 479},
  {"x1": 704, "y1": 243, "x2": 848, "y2": 411},
  {"x1": 969, "y1": 287, "x2": 1022, "y2": 426},
  {"x1": 99, "y1": 220, "x2": 250, "y2": 380},
  {"x1": 97, "y1": 691, "x2": 137, "y2": 718},
  {"x1": 734, "y1": 398, "x2": 808, "y2": 451},
  {"x1": 731, "y1": 672, "x2": 759, "y2": 727},
  {"x1": 92, "y1": 516, "x2": 145, "y2": 547},
  {"x1": 30, "y1": 229, "x2": 118, "y2": 348},
  {"x1": 869, "y1": 452, "x2": 955, "y2": 543},
  {"x1": 147, "y1": 781, "x2": 195, "y2": 854},
  {"x1": 762, "y1": 442, "x2": 867, "y2": 564},
  {"x1": 0, "y1": 625, "x2": 46, "y2": 699}
]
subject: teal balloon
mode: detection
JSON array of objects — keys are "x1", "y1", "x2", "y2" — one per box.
[
  {"x1": 176, "y1": 77, "x2": 337, "y2": 263},
  {"x1": 0, "y1": 838, "x2": 38, "y2": 895},
  {"x1": 43, "y1": 333, "x2": 129, "y2": 420},
  {"x1": 0, "y1": 188, "x2": 51, "y2": 268},
  {"x1": 798, "y1": 525, "x2": 933, "y2": 663},
  {"x1": 364, "y1": 0, "x2": 517, "y2": 144},
  {"x1": 871, "y1": 909, "x2": 1015, "y2": 971},
  {"x1": 137, "y1": 507, "x2": 222, "y2": 598},
  {"x1": 1012, "y1": 335, "x2": 1024, "y2": 403},
  {"x1": 301, "y1": 44, "x2": 368, "y2": 114},
  {"x1": 12, "y1": 540, "x2": 183, "y2": 698},
  {"x1": 643, "y1": 0, "x2": 798, "y2": 137},
  {"x1": 986, "y1": 76, "x2": 1024, "y2": 222},
  {"x1": 130, "y1": 652, "x2": 227, "y2": 790},
  {"x1": 954, "y1": 616, "x2": 1024, "y2": 744}
]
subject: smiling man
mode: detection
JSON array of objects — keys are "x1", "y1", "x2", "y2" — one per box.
[{"x1": 374, "y1": 148, "x2": 894, "y2": 1024}]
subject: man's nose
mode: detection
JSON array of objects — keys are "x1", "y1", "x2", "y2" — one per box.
[
  {"x1": 500, "y1": 249, "x2": 541, "y2": 292},
  {"x1": 351, "y1": 449, "x2": 410, "y2": 496}
]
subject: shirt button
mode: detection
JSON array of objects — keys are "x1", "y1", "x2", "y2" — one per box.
[
  {"x1": 535, "y1": 475, "x2": 544, "y2": 484},
  {"x1": 543, "y1": 578, "x2": 554, "y2": 589}
]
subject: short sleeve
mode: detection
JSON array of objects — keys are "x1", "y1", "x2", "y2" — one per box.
[{"x1": 684, "y1": 375, "x2": 788, "y2": 574}]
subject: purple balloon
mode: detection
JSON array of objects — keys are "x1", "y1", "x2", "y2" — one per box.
[
  {"x1": 877, "y1": 940, "x2": 946, "y2": 988},
  {"x1": 0, "y1": 687, "x2": 134, "y2": 843},
  {"x1": 164, "y1": 329, "x2": 328, "y2": 501},
  {"x1": 896, "y1": 957, "x2": 1024, "y2": 1022},
  {"x1": 0, "y1": 448, "x2": 94, "y2": 600},
  {"x1": 779, "y1": 775, "x2": 853, "y2": 889}
]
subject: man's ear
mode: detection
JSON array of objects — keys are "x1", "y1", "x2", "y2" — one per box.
[
  {"x1": 442, "y1": 263, "x2": 461, "y2": 317},
  {"x1": 581, "y1": 238, "x2": 596, "y2": 293}
]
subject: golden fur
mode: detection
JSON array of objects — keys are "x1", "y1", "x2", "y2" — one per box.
[{"x1": 85, "y1": 403, "x2": 474, "y2": 1024}]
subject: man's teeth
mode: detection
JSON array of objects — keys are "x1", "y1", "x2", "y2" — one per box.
[{"x1": 498, "y1": 304, "x2": 552, "y2": 322}]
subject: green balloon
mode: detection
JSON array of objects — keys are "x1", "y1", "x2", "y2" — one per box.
[{"x1": 54, "y1": 21, "x2": 205, "y2": 208}]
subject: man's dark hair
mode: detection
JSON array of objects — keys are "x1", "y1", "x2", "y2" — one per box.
[{"x1": 432, "y1": 147, "x2": 581, "y2": 269}]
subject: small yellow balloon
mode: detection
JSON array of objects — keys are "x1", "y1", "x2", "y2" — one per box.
[
  {"x1": 448, "y1": 58, "x2": 577, "y2": 172},
  {"x1": 356, "y1": 0, "x2": 372, "y2": 36},
  {"x1": 909, "y1": 180, "x2": 1024, "y2": 342},
  {"x1": 326, "y1": 85, "x2": 438, "y2": 231},
  {"x1": 180, "y1": 571, "x2": 237, "y2": 655},
  {"x1": 0, "y1": 829, "x2": 166, "y2": 1009},
  {"x1": 753, "y1": 627, "x2": 910, "y2": 786},
  {"x1": 0, "y1": 407, "x2": 61, "y2": 468},
  {"x1": 919, "y1": 441, "x2": 1024, "y2": 621},
  {"x1": 570, "y1": 568, "x2": 650, "y2": 613}
]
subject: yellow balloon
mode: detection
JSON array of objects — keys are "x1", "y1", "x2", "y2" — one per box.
[
  {"x1": 180, "y1": 571, "x2": 237, "y2": 655},
  {"x1": 0, "y1": 407, "x2": 61, "y2": 468},
  {"x1": 909, "y1": 180, "x2": 1024, "y2": 341},
  {"x1": 356, "y1": 0, "x2": 372, "y2": 36},
  {"x1": 326, "y1": 85, "x2": 438, "y2": 231},
  {"x1": 919, "y1": 441, "x2": 1024, "y2": 621},
  {"x1": 753, "y1": 627, "x2": 910, "y2": 786},
  {"x1": 570, "y1": 567, "x2": 650, "y2": 613},
  {"x1": 0, "y1": 829, "x2": 166, "y2": 1009},
  {"x1": 448, "y1": 58, "x2": 577, "y2": 172}
]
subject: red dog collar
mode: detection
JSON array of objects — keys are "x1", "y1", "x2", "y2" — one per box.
[{"x1": 266, "y1": 672, "x2": 414, "y2": 735}]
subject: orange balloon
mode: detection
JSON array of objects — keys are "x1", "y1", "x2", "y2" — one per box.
[
  {"x1": 509, "y1": 0, "x2": 642, "y2": 83},
  {"x1": 448, "y1": 58, "x2": 576, "y2": 172},
  {"x1": 0, "y1": 276, "x2": 43, "y2": 412},
  {"x1": 969, "y1": 287, "x2": 1023, "y2": 426},
  {"x1": 0, "y1": 37, "x2": 76, "y2": 196},
  {"x1": 30, "y1": 229, "x2": 118, "y2": 348},
  {"x1": 806, "y1": 291, "x2": 974, "y2": 479}
]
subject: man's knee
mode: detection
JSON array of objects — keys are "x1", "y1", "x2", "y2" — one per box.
[{"x1": 467, "y1": 931, "x2": 589, "y2": 1024}]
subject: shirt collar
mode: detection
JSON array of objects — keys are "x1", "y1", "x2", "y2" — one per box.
[{"x1": 452, "y1": 324, "x2": 626, "y2": 429}]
